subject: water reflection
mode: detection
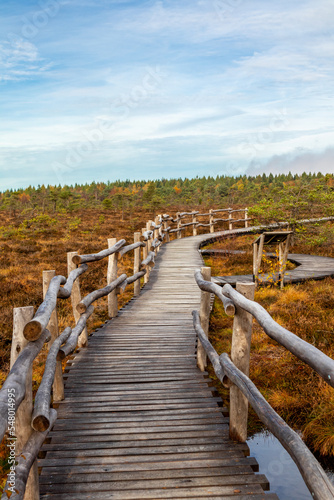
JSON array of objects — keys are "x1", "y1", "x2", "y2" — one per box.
[{"x1": 247, "y1": 431, "x2": 312, "y2": 500}]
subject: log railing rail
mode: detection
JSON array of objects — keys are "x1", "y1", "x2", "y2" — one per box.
[
  {"x1": 193, "y1": 268, "x2": 334, "y2": 500},
  {"x1": 0, "y1": 206, "x2": 262, "y2": 500}
]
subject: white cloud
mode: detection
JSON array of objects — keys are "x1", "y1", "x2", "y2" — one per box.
[
  {"x1": 248, "y1": 147, "x2": 334, "y2": 176},
  {"x1": 0, "y1": 38, "x2": 50, "y2": 81}
]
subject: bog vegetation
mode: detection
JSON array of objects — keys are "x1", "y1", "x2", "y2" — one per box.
[{"x1": 0, "y1": 171, "x2": 334, "y2": 485}]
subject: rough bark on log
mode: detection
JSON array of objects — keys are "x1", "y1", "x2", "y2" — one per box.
[
  {"x1": 57, "y1": 306, "x2": 94, "y2": 359},
  {"x1": 222, "y1": 283, "x2": 334, "y2": 388},
  {"x1": 194, "y1": 269, "x2": 235, "y2": 316},
  {"x1": 72, "y1": 239, "x2": 126, "y2": 265},
  {"x1": 0, "y1": 330, "x2": 50, "y2": 442},
  {"x1": 57, "y1": 264, "x2": 88, "y2": 298},
  {"x1": 43, "y1": 270, "x2": 64, "y2": 402},
  {"x1": 179, "y1": 221, "x2": 197, "y2": 228},
  {"x1": 219, "y1": 353, "x2": 334, "y2": 500},
  {"x1": 118, "y1": 241, "x2": 145, "y2": 258},
  {"x1": 229, "y1": 282, "x2": 255, "y2": 443},
  {"x1": 141, "y1": 230, "x2": 153, "y2": 241},
  {"x1": 127, "y1": 270, "x2": 146, "y2": 284},
  {"x1": 213, "y1": 218, "x2": 229, "y2": 223},
  {"x1": 23, "y1": 276, "x2": 66, "y2": 341},
  {"x1": 179, "y1": 211, "x2": 199, "y2": 217},
  {"x1": 197, "y1": 267, "x2": 211, "y2": 371},
  {"x1": 133, "y1": 232, "x2": 141, "y2": 297},
  {"x1": 31, "y1": 327, "x2": 71, "y2": 432},
  {"x1": 169, "y1": 226, "x2": 186, "y2": 234},
  {"x1": 1, "y1": 409, "x2": 57, "y2": 500},
  {"x1": 140, "y1": 251, "x2": 155, "y2": 268},
  {"x1": 150, "y1": 238, "x2": 161, "y2": 250},
  {"x1": 77, "y1": 274, "x2": 127, "y2": 314}
]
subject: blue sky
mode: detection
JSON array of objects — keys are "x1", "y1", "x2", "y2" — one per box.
[{"x1": 1, "y1": 0, "x2": 334, "y2": 190}]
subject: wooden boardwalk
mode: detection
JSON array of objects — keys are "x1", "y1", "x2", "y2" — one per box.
[
  {"x1": 39, "y1": 232, "x2": 277, "y2": 499},
  {"x1": 210, "y1": 252, "x2": 334, "y2": 287}
]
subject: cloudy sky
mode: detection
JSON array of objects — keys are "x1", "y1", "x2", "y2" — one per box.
[{"x1": 1, "y1": 0, "x2": 334, "y2": 190}]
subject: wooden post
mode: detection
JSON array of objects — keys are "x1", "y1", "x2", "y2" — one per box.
[
  {"x1": 133, "y1": 232, "x2": 141, "y2": 296},
  {"x1": 154, "y1": 216, "x2": 160, "y2": 253},
  {"x1": 282, "y1": 234, "x2": 291, "y2": 287},
  {"x1": 107, "y1": 238, "x2": 118, "y2": 317},
  {"x1": 141, "y1": 228, "x2": 149, "y2": 283},
  {"x1": 157, "y1": 214, "x2": 162, "y2": 234},
  {"x1": 245, "y1": 208, "x2": 248, "y2": 228},
  {"x1": 146, "y1": 222, "x2": 153, "y2": 281},
  {"x1": 176, "y1": 213, "x2": 182, "y2": 239},
  {"x1": 209, "y1": 209, "x2": 214, "y2": 233},
  {"x1": 229, "y1": 282, "x2": 255, "y2": 442},
  {"x1": 163, "y1": 220, "x2": 170, "y2": 242},
  {"x1": 42, "y1": 271, "x2": 64, "y2": 401},
  {"x1": 197, "y1": 267, "x2": 211, "y2": 371},
  {"x1": 192, "y1": 213, "x2": 197, "y2": 236},
  {"x1": 67, "y1": 251, "x2": 88, "y2": 348},
  {"x1": 278, "y1": 235, "x2": 291, "y2": 290},
  {"x1": 228, "y1": 209, "x2": 233, "y2": 231},
  {"x1": 279, "y1": 242, "x2": 284, "y2": 289},
  {"x1": 11, "y1": 306, "x2": 39, "y2": 500},
  {"x1": 252, "y1": 243, "x2": 257, "y2": 283},
  {"x1": 253, "y1": 234, "x2": 265, "y2": 288},
  {"x1": 146, "y1": 221, "x2": 153, "y2": 250}
]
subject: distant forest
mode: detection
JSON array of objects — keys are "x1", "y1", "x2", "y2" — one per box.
[{"x1": 1, "y1": 172, "x2": 333, "y2": 224}]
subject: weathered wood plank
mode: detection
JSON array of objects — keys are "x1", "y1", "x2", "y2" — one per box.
[
  {"x1": 39, "y1": 474, "x2": 269, "y2": 494},
  {"x1": 39, "y1": 484, "x2": 270, "y2": 499},
  {"x1": 39, "y1": 464, "x2": 256, "y2": 484},
  {"x1": 39, "y1": 456, "x2": 260, "y2": 476}
]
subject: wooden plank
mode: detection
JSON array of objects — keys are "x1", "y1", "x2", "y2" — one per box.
[
  {"x1": 39, "y1": 484, "x2": 270, "y2": 499},
  {"x1": 42, "y1": 434, "x2": 231, "y2": 451},
  {"x1": 39, "y1": 474, "x2": 269, "y2": 494},
  {"x1": 39, "y1": 464, "x2": 256, "y2": 484},
  {"x1": 39, "y1": 449, "x2": 250, "y2": 468},
  {"x1": 51, "y1": 416, "x2": 227, "y2": 430},
  {"x1": 39, "y1": 456, "x2": 260, "y2": 476}
]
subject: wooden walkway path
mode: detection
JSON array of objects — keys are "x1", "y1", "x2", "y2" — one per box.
[
  {"x1": 39, "y1": 232, "x2": 277, "y2": 499},
  {"x1": 210, "y1": 252, "x2": 334, "y2": 287}
]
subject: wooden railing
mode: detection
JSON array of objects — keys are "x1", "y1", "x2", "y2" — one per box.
[
  {"x1": 193, "y1": 268, "x2": 334, "y2": 500},
  {"x1": 164, "y1": 207, "x2": 250, "y2": 237},
  {"x1": 0, "y1": 207, "x2": 249, "y2": 499}
]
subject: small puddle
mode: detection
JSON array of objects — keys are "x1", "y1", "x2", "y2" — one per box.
[{"x1": 247, "y1": 431, "x2": 334, "y2": 499}]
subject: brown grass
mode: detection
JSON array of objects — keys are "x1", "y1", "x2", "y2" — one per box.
[{"x1": 205, "y1": 222, "x2": 334, "y2": 459}]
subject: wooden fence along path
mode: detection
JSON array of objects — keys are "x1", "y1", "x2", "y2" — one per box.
[
  {"x1": 38, "y1": 235, "x2": 273, "y2": 499},
  {"x1": 1, "y1": 210, "x2": 334, "y2": 500}
]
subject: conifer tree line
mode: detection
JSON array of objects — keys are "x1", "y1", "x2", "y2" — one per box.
[{"x1": 1, "y1": 172, "x2": 333, "y2": 223}]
